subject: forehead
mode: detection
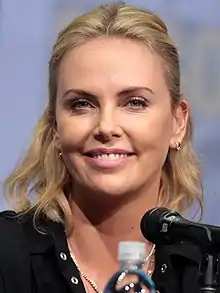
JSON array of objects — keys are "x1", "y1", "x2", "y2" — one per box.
[{"x1": 57, "y1": 36, "x2": 169, "y2": 97}]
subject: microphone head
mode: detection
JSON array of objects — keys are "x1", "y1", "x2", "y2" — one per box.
[{"x1": 140, "y1": 207, "x2": 182, "y2": 245}]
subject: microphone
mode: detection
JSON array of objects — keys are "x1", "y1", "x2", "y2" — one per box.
[{"x1": 140, "y1": 207, "x2": 220, "y2": 250}]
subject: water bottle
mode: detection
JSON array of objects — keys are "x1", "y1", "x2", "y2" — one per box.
[{"x1": 103, "y1": 241, "x2": 156, "y2": 293}]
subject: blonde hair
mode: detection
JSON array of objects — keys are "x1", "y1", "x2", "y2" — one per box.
[{"x1": 4, "y1": 2, "x2": 203, "y2": 231}]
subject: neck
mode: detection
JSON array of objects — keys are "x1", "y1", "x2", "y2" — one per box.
[
  {"x1": 68, "y1": 181, "x2": 158, "y2": 267},
  {"x1": 67, "y1": 182, "x2": 159, "y2": 290}
]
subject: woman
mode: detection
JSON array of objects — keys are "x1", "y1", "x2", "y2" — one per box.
[{"x1": 0, "y1": 2, "x2": 204, "y2": 293}]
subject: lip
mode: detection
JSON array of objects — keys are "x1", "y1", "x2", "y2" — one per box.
[{"x1": 83, "y1": 148, "x2": 135, "y2": 170}]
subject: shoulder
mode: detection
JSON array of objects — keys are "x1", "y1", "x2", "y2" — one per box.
[
  {"x1": 0, "y1": 209, "x2": 34, "y2": 238},
  {"x1": 0, "y1": 210, "x2": 52, "y2": 255},
  {"x1": 0, "y1": 210, "x2": 23, "y2": 238},
  {"x1": 0, "y1": 209, "x2": 52, "y2": 233},
  {"x1": 0, "y1": 209, "x2": 22, "y2": 223},
  {"x1": 0, "y1": 210, "x2": 30, "y2": 255},
  {"x1": 0, "y1": 209, "x2": 64, "y2": 255},
  {"x1": 0, "y1": 209, "x2": 18, "y2": 221},
  {"x1": 0, "y1": 210, "x2": 67, "y2": 293},
  {"x1": 0, "y1": 211, "x2": 34, "y2": 292}
]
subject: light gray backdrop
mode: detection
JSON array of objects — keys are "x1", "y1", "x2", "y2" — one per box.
[{"x1": 0, "y1": 0, "x2": 219, "y2": 224}]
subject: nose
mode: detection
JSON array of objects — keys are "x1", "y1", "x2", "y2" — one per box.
[{"x1": 93, "y1": 107, "x2": 123, "y2": 142}]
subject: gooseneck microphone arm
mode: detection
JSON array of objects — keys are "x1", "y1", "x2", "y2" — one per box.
[{"x1": 140, "y1": 208, "x2": 220, "y2": 293}]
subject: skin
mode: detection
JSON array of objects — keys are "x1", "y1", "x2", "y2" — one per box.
[{"x1": 54, "y1": 36, "x2": 188, "y2": 291}]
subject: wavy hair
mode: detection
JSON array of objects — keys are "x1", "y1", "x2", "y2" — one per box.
[{"x1": 4, "y1": 2, "x2": 203, "y2": 231}]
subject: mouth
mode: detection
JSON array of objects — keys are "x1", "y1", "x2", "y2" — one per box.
[
  {"x1": 83, "y1": 149, "x2": 135, "y2": 169},
  {"x1": 84, "y1": 153, "x2": 134, "y2": 160}
]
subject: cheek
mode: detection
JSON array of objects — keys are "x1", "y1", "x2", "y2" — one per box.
[
  {"x1": 56, "y1": 115, "x2": 95, "y2": 151},
  {"x1": 124, "y1": 111, "x2": 173, "y2": 152}
]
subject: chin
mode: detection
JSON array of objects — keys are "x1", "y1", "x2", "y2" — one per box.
[{"x1": 87, "y1": 178, "x2": 136, "y2": 197}]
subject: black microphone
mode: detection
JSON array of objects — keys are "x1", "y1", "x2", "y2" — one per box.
[{"x1": 140, "y1": 207, "x2": 220, "y2": 250}]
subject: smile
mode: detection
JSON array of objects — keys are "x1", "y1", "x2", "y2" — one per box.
[
  {"x1": 88, "y1": 153, "x2": 131, "y2": 160},
  {"x1": 83, "y1": 149, "x2": 135, "y2": 169}
]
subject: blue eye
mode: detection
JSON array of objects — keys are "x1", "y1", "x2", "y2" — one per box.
[
  {"x1": 69, "y1": 99, "x2": 93, "y2": 109},
  {"x1": 64, "y1": 98, "x2": 96, "y2": 115},
  {"x1": 125, "y1": 97, "x2": 149, "y2": 109}
]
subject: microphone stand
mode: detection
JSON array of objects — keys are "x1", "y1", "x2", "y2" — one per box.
[
  {"x1": 198, "y1": 227, "x2": 220, "y2": 293},
  {"x1": 199, "y1": 253, "x2": 219, "y2": 293}
]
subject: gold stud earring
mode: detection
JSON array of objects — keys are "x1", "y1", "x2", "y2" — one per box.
[{"x1": 176, "y1": 141, "x2": 181, "y2": 151}]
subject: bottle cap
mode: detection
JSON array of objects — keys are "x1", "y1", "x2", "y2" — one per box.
[{"x1": 118, "y1": 241, "x2": 146, "y2": 263}]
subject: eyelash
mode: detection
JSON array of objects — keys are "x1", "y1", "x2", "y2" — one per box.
[
  {"x1": 67, "y1": 98, "x2": 94, "y2": 110},
  {"x1": 125, "y1": 96, "x2": 149, "y2": 109},
  {"x1": 67, "y1": 96, "x2": 149, "y2": 112}
]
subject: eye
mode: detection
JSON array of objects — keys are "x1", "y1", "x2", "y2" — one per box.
[
  {"x1": 124, "y1": 96, "x2": 149, "y2": 109},
  {"x1": 67, "y1": 98, "x2": 95, "y2": 112}
]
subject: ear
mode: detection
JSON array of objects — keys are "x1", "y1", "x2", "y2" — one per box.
[{"x1": 169, "y1": 98, "x2": 189, "y2": 149}]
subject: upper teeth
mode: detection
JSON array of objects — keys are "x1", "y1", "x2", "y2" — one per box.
[{"x1": 93, "y1": 154, "x2": 128, "y2": 160}]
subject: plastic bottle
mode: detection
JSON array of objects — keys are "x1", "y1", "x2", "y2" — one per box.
[{"x1": 103, "y1": 241, "x2": 156, "y2": 293}]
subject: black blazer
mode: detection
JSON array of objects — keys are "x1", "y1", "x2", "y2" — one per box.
[{"x1": 0, "y1": 210, "x2": 217, "y2": 293}]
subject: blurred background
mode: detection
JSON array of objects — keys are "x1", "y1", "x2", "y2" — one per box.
[{"x1": 0, "y1": 0, "x2": 219, "y2": 223}]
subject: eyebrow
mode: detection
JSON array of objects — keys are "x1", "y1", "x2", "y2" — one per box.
[{"x1": 61, "y1": 86, "x2": 154, "y2": 99}]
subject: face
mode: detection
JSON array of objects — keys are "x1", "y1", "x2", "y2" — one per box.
[{"x1": 55, "y1": 37, "x2": 188, "y2": 199}]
